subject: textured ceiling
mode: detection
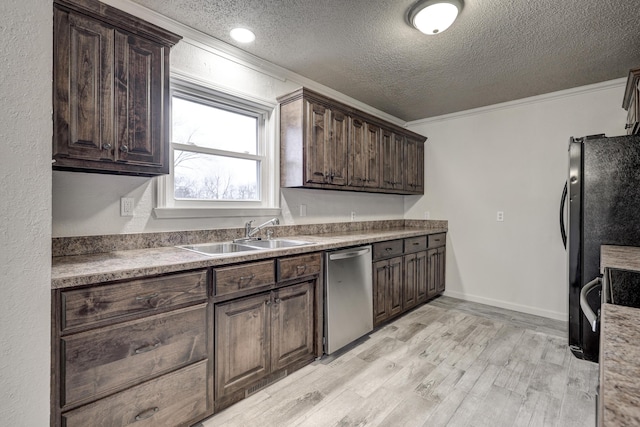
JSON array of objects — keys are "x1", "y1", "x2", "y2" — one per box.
[{"x1": 129, "y1": 0, "x2": 640, "y2": 121}]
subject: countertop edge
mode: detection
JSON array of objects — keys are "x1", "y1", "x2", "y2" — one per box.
[{"x1": 52, "y1": 227, "x2": 447, "y2": 289}]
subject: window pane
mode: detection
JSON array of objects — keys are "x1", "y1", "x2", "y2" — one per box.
[
  {"x1": 174, "y1": 150, "x2": 259, "y2": 201},
  {"x1": 172, "y1": 97, "x2": 257, "y2": 155}
]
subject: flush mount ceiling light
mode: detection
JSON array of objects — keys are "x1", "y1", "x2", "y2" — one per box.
[
  {"x1": 408, "y1": 0, "x2": 463, "y2": 35},
  {"x1": 230, "y1": 27, "x2": 255, "y2": 43}
]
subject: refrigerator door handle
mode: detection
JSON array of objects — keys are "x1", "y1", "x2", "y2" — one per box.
[
  {"x1": 560, "y1": 181, "x2": 568, "y2": 249},
  {"x1": 580, "y1": 277, "x2": 601, "y2": 333}
]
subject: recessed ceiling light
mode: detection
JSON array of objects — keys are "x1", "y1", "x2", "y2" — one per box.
[
  {"x1": 408, "y1": 0, "x2": 463, "y2": 35},
  {"x1": 230, "y1": 28, "x2": 255, "y2": 43}
]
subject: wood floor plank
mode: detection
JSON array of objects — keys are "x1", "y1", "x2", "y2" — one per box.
[
  {"x1": 527, "y1": 359, "x2": 570, "y2": 400},
  {"x1": 512, "y1": 389, "x2": 562, "y2": 427}
]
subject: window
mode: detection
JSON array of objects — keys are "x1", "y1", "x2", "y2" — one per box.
[{"x1": 155, "y1": 77, "x2": 279, "y2": 218}]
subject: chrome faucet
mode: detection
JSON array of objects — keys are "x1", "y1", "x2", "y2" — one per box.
[{"x1": 237, "y1": 218, "x2": 280, "y2": 242}]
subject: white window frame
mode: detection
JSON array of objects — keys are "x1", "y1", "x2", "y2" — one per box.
[{"x1": 155, "y1": 73, "x2": 280, "y2": 219}]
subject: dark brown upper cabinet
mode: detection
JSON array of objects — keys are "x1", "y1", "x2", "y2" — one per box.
[
  {"x1": 53, "y1": 0, "x2": 181, "y2": 176},
  {"x1": 278, "y1": 88, "x2": 427, "y2": 195}
]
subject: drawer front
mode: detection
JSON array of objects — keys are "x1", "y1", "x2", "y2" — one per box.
[
  {"x1": 61, "y1": 270, "x2": 208, "y2": 331},
  {"x1": 278, "y1": 253, "x2": 322, "y2": 281},
  {"x1": 373, "y1": 239, "x2": 404, "y2": 260},
  {"x1": 62, "y1": 360, "x2": 208, "y2": 427},
  {"x1": 428, "y1": 233, "x2": 446, "y2": 248},
  {"x1": 214, "y1": 260, "x2": 275, "y2": 296},
  {"x1": 404, "y1": 236, "x2": 427, "y2": 253},
  {"x1": 62, "y1": 304, "x2": 207, "y2": 406}
]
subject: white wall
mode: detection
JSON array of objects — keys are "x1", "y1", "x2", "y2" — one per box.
[
  {"x1": 52, "y1": 28, "x2": 406, "y2": 237},
  {"x1": 406, "y1": 81, "x2": 627, "y2": 320},
  {"x1": 0, "y1": 0, "x2": 51, "y2": 424}
]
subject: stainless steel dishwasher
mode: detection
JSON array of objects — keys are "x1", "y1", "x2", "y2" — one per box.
[{"x1": 324, "y1": 245, "x2": 373, "y2": 354}]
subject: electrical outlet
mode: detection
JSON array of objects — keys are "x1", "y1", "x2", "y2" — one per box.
[
  {"x1": 497, "y1": 211, "x2": 504, "y2": 222},
  {"x1": 350, "y1": 211, "x2": 356, "y2": 221},
  {"x1": 424, "y1": 211, "x2": 430, "y2": 220},
  {"x1": 121, "y1": 197, "x2": 134, "y2": 217},
  {"x1": 299, "y1": 204, "x2": 307, "y2": 217}
]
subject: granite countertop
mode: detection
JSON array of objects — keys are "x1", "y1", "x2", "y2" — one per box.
[
  {"x1": 599, "y1": 245, "x2": 640, "y2": 426},
  {"x1": 600, "y1": 303, "x2": 640, "y2": 426},
  {"x1": 601, "y1": 245, "x2": 640, "y2": 273},
  {"x1": 52, "y1": 226, "x2": 447, "y2": 289}
]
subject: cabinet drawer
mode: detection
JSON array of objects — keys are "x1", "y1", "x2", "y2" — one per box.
[
  {"x1": 62, "y1": 359, "x2": 208, "y2": 427},
  {"x1": 278, "y1": 253, "x2": 322, "y2": 281},
  {"x1": 62, "y1": 304, "x2": 207, "y2": 407},
  {"x1": 404, "y1": 236, "x2": 427, "y2": 253},
  {"x1": 428, "y1": 233, "x2": 446, "y2": 248},
  {"x1": 214, "y1": 260, "x2": 275, "y2": 296},
  {"x1": 373, "y1": 239, "x2": 404, "y2": 260},
  {"x1": 61, "y1": 270, "x2": 207, "y2": 331}
]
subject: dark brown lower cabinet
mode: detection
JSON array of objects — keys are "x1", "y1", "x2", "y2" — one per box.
[
  {"x1": 373, "y1": 234, "x2": 446, "y2": 327},
  {"x1": 62, "y1": 360, "x2": 208, "y2": 427},
  {"x1": 51, "y1": 269, "x2": 213, "y2": 427},
  {"x1": 214, "y1": 280, "x2": 317, "y2": 410},
  {"x1": 428, "y1": 246, "x2": 446, "y2": 298},
  {"x1": 407, "y1": 250, "x2": 428, "y2": 307},
  {"x1": 373, "y1": 256, "x2": 403, "y2": 326}
]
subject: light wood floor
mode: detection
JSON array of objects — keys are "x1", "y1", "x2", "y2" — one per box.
[{"x1": 200, "y1": 296, "x2": 598, "y2": 427}]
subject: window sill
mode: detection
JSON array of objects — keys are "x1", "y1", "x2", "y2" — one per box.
[{"x1": 153, "y1": 207, "x2": 281, "y2": 219}]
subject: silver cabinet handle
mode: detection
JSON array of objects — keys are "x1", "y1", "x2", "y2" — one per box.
[
  {"x1": 134, "y1": 407, "x2": 159, "y2": 421},
  {"x1": 134, "y1": 342, "x2": 160, "y2": 354},
  {"x1": 580, "y1": 277, "x2": 601, "y2": 332},
  {"x1": 120, "y1": 145, "x2": 129, "y2": 153},
  {"x1": 102, "y1": 143, "x2": 112, "y2": 150}
]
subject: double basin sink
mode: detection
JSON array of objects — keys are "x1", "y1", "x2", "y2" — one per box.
[{"x1": 178, "y1": 239, "x2": 313, "y2": 256}]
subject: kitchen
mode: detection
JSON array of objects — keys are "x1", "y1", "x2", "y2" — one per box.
[{"x1": 2, "y1": 0, "x2": 640, "y2": 425}]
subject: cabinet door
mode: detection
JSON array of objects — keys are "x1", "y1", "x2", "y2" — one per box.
[
  {"x1": 349, "y1": 117, "x2": 367, "y2": 187},
  {"x1": 382, "y1": 131, "x2": 404, "y2": 190},
  {"x1": 215, "y1": 293, "x2": 271, "y2": 399},
  {"x1": 416, "y1": 251, "x2": 428, "y2": 303},
  {"x1": 53, "y1": 7, "x2": 115, "y2": 162},
  {"x1": 427, "y1": 248, "x2": 438, "y2": 299},
  {"x1": 388, "y1": 256, "x2": 403, "y2": 317},
  {"x1": 271, "y1": 281, "x2": 316, "y2": 371},
  {"x1": 349, "y1": 118, "x2": 381, "y2": 188},
  {"x1": 328, "y1": 110, "x2": 348, "y2": 186},
  {"x1": 405, "y1": 138, "x2": 425, "y2": 194},
  {"x1": 304, "y1": 101, "x2": 330, "y2": 184},
  {"x1": 436, "y1": 246, "x2": 446, "y2": 293},
  {"x1": 403, "y1": 254, "x2": 418, "y2": 310},
  {"x1": 363, "y1": 123, "x2": 381, "y2": 188},
  {"x1": 114, "y1": 30, "x2": 164, "y2": 167},
  {"x1": 373, "y1": 260, "x2": 389, "y2": 326}
]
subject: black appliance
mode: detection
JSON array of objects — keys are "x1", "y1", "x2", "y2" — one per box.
[{"x1": 560, "y1": 134, "x2": 640, "y2": 362}]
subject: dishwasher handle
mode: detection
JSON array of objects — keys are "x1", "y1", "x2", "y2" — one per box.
[
  {"x1": 580, "y1": 277, "x2": 601, "y2": 333},
  {"x1": 328, "y1": 247, "x2": 371, "y2": 261}
]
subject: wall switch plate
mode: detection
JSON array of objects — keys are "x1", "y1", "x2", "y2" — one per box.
[
  {"x1": 497, "y1": 211, "x2": 504, "y2": 222},
  {"x1": 424, "y1": 211, "x2": 430, "y2": 219},
  {"x1": 121, "y1": 197, "x2": 134, "y2": 217},
  {"x1": 350, "y1": 211, "x2": 356, "y2": 221},
  {"x1": 299, "y1": 204, "x2": 307, "y2": 217}
]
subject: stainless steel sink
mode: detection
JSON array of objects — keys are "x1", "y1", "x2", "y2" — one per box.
[
  {"x1": 178, "y1": 242, "x2": 260, "y2": 256},
  {"x1": 177, "y1": 239, "x2": 313, "y2": 256},
  {"x1": 243, "y1": 239, "x2": 313, "y2": 249}
]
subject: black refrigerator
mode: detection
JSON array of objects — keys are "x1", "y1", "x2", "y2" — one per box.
[{"x1": 561, "y1": 134, "x2": 640, "y2": 362}]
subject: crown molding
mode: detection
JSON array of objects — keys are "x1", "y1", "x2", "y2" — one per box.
[{"x1": 406, "y1": 77, "x2": 627, "y2": 127}]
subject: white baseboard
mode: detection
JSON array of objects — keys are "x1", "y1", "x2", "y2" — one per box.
[{"x1": 442, "y1": 290, "x2": 567, "y2": 322}]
